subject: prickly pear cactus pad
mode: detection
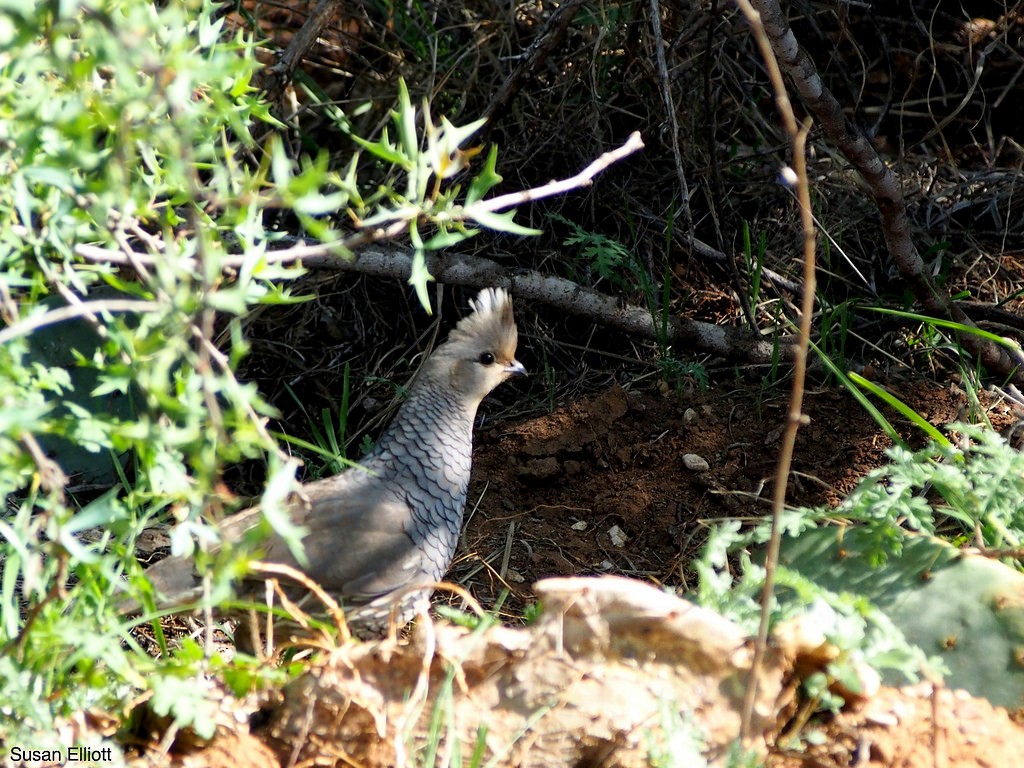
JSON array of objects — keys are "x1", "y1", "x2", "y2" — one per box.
[
  {"x1": 26, "y1": 293, "x2": 138, "y2": 486},
  {"x1": 779, "y1": 526, "x2": 1024, "y2": 709}
]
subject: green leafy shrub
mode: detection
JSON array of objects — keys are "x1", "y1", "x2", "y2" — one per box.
[
  {"x1": 697, "y1": 422, "x2": 1024, "y2": 716},
  {"x1": 0, "y1": 0, "x2": 535, "y2": 747}
]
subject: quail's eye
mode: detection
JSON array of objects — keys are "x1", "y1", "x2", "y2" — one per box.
[{"x1": 479, "y1": 352, "x2": 496, "y2": 365}]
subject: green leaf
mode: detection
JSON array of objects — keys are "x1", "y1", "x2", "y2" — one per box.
[
  {"x1": 422, "y1": 227, "x2": 477, "y2": 250},
  {"x1": 847, "y1": 372, "x2": 953, "y2": 449},
  {"x1": 467, "y1": 208, "x2": 542, "y2": 236},
  {"x1": 809, "y1": 341, "x2": 906, "y2": 449},
  {"x1": 439, "y1": 115, "x2": 486, "y2": 151},
  {"x1": 149, "y1": 674, "x2": 219, "y2": 740},
  {"x1": 395, "y1": 77, "x2": 418, "y2": 159},
  {"x1": 466, "y1": 145, "x2": 502, "y2": 204},
  {"x1": 258, "y1": 457, "x2": 307, "y2": 567},
  {"x1": 864, "y1": 306, "x2": 1022, "y2": 350},
  {"x1": 351, "y1": 129, "x2": 410, "y2": 168},
  {"x1": 408, "y1": 248, "x2": 434, "y2": 314}
]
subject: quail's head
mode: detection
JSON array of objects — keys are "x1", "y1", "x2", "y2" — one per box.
[{"x1": 434, "y1": 287, "x2": 525, "y2": 404}]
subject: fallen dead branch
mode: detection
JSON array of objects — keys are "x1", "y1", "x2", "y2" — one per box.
[{"x1": 75, "y1": 239, "x2": 798, "y2": 365}]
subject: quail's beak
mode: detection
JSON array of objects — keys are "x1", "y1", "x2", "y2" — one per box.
[{"x1": 505, "y1": 359, "x2": 527, "y2": 377}]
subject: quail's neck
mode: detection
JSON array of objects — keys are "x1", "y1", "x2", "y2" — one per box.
[{"x1": 371, "y1": 383, "x2": 478, "y2": 498}]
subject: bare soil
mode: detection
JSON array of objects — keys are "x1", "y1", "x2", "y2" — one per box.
[{"x1": 456, "y1": 380, "x2": 1005, "y2": 620}]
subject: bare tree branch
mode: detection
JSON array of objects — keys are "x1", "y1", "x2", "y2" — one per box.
[
  {"x1": 748, "y1": 0, "x2": 1024, "y2": 385},
  {"x1": 482, "y1": 0, "x2": 590, "y2": 138},
  {"x1": 261, "y1": 0, "x2": 344, "y2": 100},
  {"x1": 467, "y1": 132, "x2": 644, "y2": 213},
  {"x1": 76, "y1": 240, "x2": 796, "y2": 364}
]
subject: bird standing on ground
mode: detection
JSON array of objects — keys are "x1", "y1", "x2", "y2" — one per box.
[{"x1": 133, "y1": 287, "x2": 525, "y2": 641}]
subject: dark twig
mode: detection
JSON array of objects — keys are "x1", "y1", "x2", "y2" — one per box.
[
  {"x1": 749, "y1": 0, "x2": 1024, "y2": 385},
  {"x1": 482, "y1": 0, "x2": 589, "y2": 140},
  {"x1": 699, "y1": 0, "x2": 757, "y2": 329},
  {"x1": 261, "y1": 0, "x2": 344, "y2": 101},
  {"x1": 649, "y1": 0, "x2": 695, "y2": 250}
]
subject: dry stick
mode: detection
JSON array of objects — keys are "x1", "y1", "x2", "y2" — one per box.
[
  {"x1": 735, "y1": 0, "x2": 817, "y2": 745},
  {"x1": 249, "y1": 560, "x2": 352, "y2": 642},
  {"x1": 649, "y1": 0, "x2": 696, "y2": 247},
  {"x1": 698, "y1": 0, "x2": 758, "y2": 330},
  {"x1": 467, "y1": 131, "x2": 645, "y2": 213},
  {"x1": 481, "y1": 0, "x2": 590, "y2": 137},
  {"x1": 749, "y1": 0, "x2": 1023, "y2": 386},
  {"x1": 77, "y1": 241, "x2": 798, "y2": 365},
  {"x1": 261, "y1": 0, "x2": 344, "y2": 99}
]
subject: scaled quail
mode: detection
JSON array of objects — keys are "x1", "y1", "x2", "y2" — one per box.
[{"x1": 132, "y1": 287, "x2": 524, "y2": 640}]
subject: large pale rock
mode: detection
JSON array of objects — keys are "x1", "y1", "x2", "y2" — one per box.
[{"x1": 266, "y1": 575, "x2": 790, "y2": 767}]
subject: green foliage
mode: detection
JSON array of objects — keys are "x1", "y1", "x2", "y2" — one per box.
[
  {"x1": 741, "y1": 221, "x2": 767, "y2": 310},
  {"x1": 0, "y1": 0, "x2": 534, "y2": 748},
  {"x1": 354, "y1": 79, "x2": 539, "y2": 311},
  {"x1": 779, "y1": 526, "x2": 1024, "y2": 708},
  {"x1": 277, "y1": 366, "x2": 355, "y2": 477},
  {"x1": 549, "y1": 214, "x2": 706, "y2": 392},
  {"x1": 695, "y1": 516, "x2": 934, "y2": 697},
  {"x1": 830, "y1": 423, "x2": 1024, "y2": 547},
  {"x1": 698, "y1": 422, "x2": 1024, "y2": 718},
  {"x1": 659, "y1": 357, "x2": 709, "y2": 392},
  {"x1": 0, "y1": 0, "x2": 299, "y2": 744},
  {"x1": 864, "y1": 305, "x2": 1024, "y2": 370},
  {"x1": 809, "y1": 339, "x2": 950, "y2": 451},
  {"x1": 548, "y1": 212, "x2": 641, "y2": 292}
]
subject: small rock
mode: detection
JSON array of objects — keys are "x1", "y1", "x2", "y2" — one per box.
[
  {"x1": 571, "y1": 520, "x2": 588, "y2": 531},
  {"x1": 518, "y1": 457, "x2": 560, "y2": 480},
  {"x1": 683, "y1": 453, "x2": 709, "y2": 471},
  {"x1": 608, "y1": 525, "x2": 628, "y2": 547},
  {"x1": 506, "y1": 569, "x2": 526, "y2": 583},
  {"x1": 683, "y1": 407, "x2": 698, "y2": 425},
  {"x1": 598, "y1": 559, "x2": 615, "y2": 570}
]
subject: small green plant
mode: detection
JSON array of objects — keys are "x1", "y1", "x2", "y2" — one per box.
[
  {"x1": 741, "y1": 221, "x2": 767, "y2": 310},
  {"x1": 277, "y1": 364, "x2": 355, "y2": 477},
  {"x1": 810, "y1": 339, "x2": 951, "y2": 450},
  {"x1": 827, "y1": 423, "x2": 1024, "y2": 548},
  {"x1": 521, "y1": 600, "x2": 543, "y2": 625},
  {"x1": 816, "y1": 301, "x2": 855, "y2": 378},
  {"x1": 548, "y1": 212, "x2": 642, "y2": 292},
  {"x1": 696, "y1": 515, "x2": 934, "y2": 689},
  {"x1": 659, "y1": 356, "x2": 709, "y2": 392}
]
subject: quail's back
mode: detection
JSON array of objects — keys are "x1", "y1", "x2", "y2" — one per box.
[{"x1": 135, "y1": 287, "x2": 525, "y2": 637}]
